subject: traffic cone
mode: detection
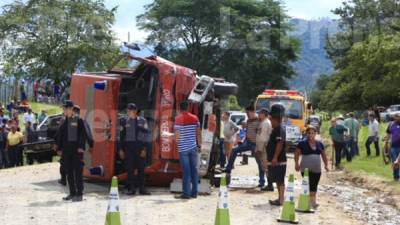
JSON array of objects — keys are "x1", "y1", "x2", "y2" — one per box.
[
  {"x1": 105, "y1": 176, "x2": 121, "y2": 225},
  {"x1": 277, "y1": 174, "x2": 299, "y2": 224},
  {"x1": 214, "y1": 174, "x2": 230, "y2": 225},
  {"x1": 296, "y1": 168, "x2": 314, "y2": 213}
]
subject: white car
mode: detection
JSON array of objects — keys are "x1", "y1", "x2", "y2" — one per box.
[
  {"x1": 382, "y1": 105, "x2": 400, "y2": 121},
  {"x1": 229, "y1": 111, "x2": 247, "y2": 125}
]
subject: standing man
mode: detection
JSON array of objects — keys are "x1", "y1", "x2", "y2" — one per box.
[
  {"x1": 119, "y1": 103, "x2": 150, "y2": 196},
  {"x1": 267, "y1": 104, "x2": 287, "y2": 206},
  {"x1": 329, "y1": 118, "x2": 349, "y2": 168},
  {"x1": 366, "y1": 114, "x2": 380, "y2": 157},
  {"x1": 385, "y1": 113, "x2": 400, "y2": 181},
  {"x1": 225, "y1": 105, "x2": 265, "y2": 188},
  {"x1": 33, "y1": 81, "x2": 40, "y2": 102},
  {"x1": 24, "y1": 121, "x2": 39, "y2": 165},
  {"x1": 38, "y1": 110, "x2": 47, "y2": 124},
  {"x1": 174, "y1": 101, "x2": 201, "y2": 199},
  {"x1": 344, "y1": 113, "x2": 360, "y2": 158},
  {"x1": 0, "y1": 126, "x2": 8, "y2": 169},
  {"x1": 55, "y1": 107, "x2": 67, "y2": 186},
  {"x1": 0, "y1": 108, "x2": 9, "y2": 127},
  {"x1": 73, "y1": 105, "x2": 94, "y2": 149},
  {"x1": 56, "y1": 100, "x2": 86, "y2": 202},
  {"x1": 221, "y1": 112, "x2": 239, "y2": 168},
  {"x1": 23, "y1": 108, "x2": 36, "y2": 124},
  {"x1": 5, "y1": 124, "x2": 23, "y2": 167},
  {"x1": 255, "y1": 108, "x2": 273, "y2": 191}
]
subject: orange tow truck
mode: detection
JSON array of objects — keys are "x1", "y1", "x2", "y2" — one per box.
[{"x1": 256, "y1": 89, "x2": 312, "y2": 151}]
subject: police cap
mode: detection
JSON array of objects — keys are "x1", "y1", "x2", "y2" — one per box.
[
  {"x1": 127, "y1": 103, "x2": 138, "y2": 111},
  {"x1": 63, "y1": 100, "x2": 74, "y2": 108}
]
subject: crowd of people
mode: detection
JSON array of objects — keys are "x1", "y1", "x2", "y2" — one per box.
[
  {"x1": 217, "y1": 104, "x2": 329, "y2": 208},
  {"x1": 0, "y1": 102, "x2": 48, "y2": 169},
  {"x1": 329, "y1": 111, "x2": 400, "y2": 181},
  {"x1": 2, "y1": 96, "x2": 399, "y2": 206}
]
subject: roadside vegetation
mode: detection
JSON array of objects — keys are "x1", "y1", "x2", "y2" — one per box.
[
  {"x1": 311, "y1": 0, "x2": 400, "y2": 111},
  {"x1": 320, "y1": 119, "x2": 397, "y2": 181},
  {"x1": 30, "y1": 103, "x2": 63, "y2": 116}
]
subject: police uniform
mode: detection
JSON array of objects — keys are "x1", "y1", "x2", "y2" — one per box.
[
  {"x1": 56, "y1": 100, "x2": 86, "y2": 201},
  {"x1": 55, "y1": 116, "x2": 67, "y2": 185},
  {"x1": 120, "y1": 104, "x2": 150, "y2": 195}
]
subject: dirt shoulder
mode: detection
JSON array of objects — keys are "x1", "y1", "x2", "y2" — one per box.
[{"x1": 0, "y1": 158, "x2": 364, "y2": 225}]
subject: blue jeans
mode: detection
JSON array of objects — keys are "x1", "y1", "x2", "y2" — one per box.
[
  {"x1": 179, "y1": 148, "x2": 198, "y2": 197},
  {"x1": 226, "y1": 140, "x2": 265, "y2": 186},
  {"x1": 391, "y1": 147, "x2": 400, "y2": 180},
  {"x1": 219, "y1": 139, "x2": 225, "y2": 168},
  {"x1": 355, "y1": 140, "x2": 360, "y2": 155},
  {"x1": 366, "y1": 136, "x2": 380, "y2": 156},
  {"x1": 347, "y1": 137, "x2": 358, "y2": 158}
]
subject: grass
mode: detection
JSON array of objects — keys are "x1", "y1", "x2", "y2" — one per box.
[
  {"x1": 16, "y1": 102, "x2": 62, "y2": 129},
  {"x1": 30, "y1": 102, "x2": 63, "y2": 115},
  {"x1": 321, "y1": 120, "x2": 394, "y2": 181},
  {"x1": 341, "y1": 123, "x2": 393, "y2": 180}
]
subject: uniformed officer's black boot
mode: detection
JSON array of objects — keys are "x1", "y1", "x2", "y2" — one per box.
[
  {"x1": 240, "y1": 155, "x2": 248, "y2": 165},
  {"x1": 62, "y1": 195, "x2": 74, "y2": 201},
  {"x1": 126, "y1": 188, "x2": 136, "y2": 196},
  {"x1": 139, "y1": 188, "x2": 151, "y2": 195},
  {"x1": 72, "y1": 195, "x2": 83, "y2": 202},
  {"x1": 58, "y1": 179, "x2": 67, "y2": 186}
]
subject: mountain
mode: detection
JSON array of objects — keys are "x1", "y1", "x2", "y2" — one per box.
[{"x1": 289, "y1": 18, "x2": 339, "y2": 92}]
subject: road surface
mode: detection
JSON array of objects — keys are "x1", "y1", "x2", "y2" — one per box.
[{"x1": 0, "y1": 157, "x2": 395, "y2": 225}]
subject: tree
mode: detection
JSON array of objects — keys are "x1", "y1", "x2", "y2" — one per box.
[
  {"x1": 310, "y1": 74, "x2": 331, "y2": 109},
  {"x1": 137, "y1": 0, "x2": 299, "y2": 104},
  {"x1": 319, "y1": 34, "x2": 400, "y2": 111},
  {"x1": 326, "y1": 0, "x2": 400, "y2": 68},
  {"x1": 319, "y1": 0, "x2": 400, "y2": 111},
  {"x1": 0, "y1": 0, "x2": 120, "y2": 84}
]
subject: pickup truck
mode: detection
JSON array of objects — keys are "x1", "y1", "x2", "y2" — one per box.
[{"x1": 22, "y1": 114, "x2": 63, "y2": 165}]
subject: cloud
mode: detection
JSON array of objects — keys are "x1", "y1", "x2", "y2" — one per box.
[
  {"x1": 104, "y1": 0, "x2": 151, "y2": 43},
  {"x1": 284, "y1": 0, "x2": 343, "y2": 19}
]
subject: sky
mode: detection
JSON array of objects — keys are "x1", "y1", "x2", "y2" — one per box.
[
  {"x1": 0, "y1": 0, "x2": 344, "y2": 42},
  {"x1": 105, "y1": 0, "x2": 344, "y2": 43}
]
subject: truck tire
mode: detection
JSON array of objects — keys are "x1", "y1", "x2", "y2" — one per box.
[{"x1": 213, "y1": 82, "x2": 238, "y2": 97}]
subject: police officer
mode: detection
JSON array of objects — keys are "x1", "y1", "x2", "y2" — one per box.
[
  {"x1": 56, "y1": 100, "x2": 86, "y2": 202},
  {"x1": 73, "y1": 105, "x2": 94, "y2": 148},
  {"x1": 119, "y1": 103, "x2": 150, "y2": 195},
  {"x1": 55, "y1": 107, "x2": 67, "y2": 186}
]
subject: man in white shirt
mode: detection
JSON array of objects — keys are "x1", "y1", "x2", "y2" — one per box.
[
  {"x1": 256, "y1": 108, "x2": 273, "y2": 191},
  {"x1": 366, "y1": 114, "x2": 380, "y2": 157},
  {"x1": 23, "y1": 108, "x2": 36, "y2": 124}
]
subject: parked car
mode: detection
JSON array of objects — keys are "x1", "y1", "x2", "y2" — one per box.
[
  {"x1": 229, "y1": 111, "x2": 247, "y2": 125},
  {"x1": 306, "y1": 115, "x2": 322, "y2": 133},
  {"x1": 381, "y1": 105, "x2": 400, "y2": 121}
]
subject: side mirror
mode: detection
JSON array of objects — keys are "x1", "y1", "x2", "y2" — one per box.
[{"x1": 307, "y1": 103, "x2": 312, "y2": 110}]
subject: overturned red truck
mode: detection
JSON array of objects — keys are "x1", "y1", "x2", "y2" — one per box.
[{"x1": 69, "y1": 51, "x2": 237, "y2": 187}]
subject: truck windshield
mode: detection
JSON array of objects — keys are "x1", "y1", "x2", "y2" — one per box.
[{"x1": 256, "y1": 99, "x2": 303, "y2": 119}]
